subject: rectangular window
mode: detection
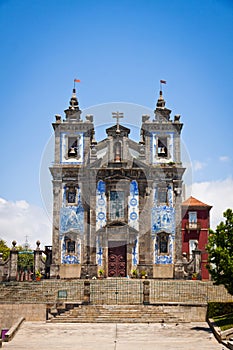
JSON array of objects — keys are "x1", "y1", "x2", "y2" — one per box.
[
  {"x1": 66, "y1": 187, "x2": 76, "y2": 204},
  {"x1": 189, "y1": 212, "x2": 197, "y2": 223},
  {"x1": 110, "y1": 191, "x2": 125, "y2": 220},
  {"x1": 158, "y1": 188, "x2": 167, "y2": 205},
  {"x1": 188, "y1": 211, "x2": 197, "y2": 229},
  {"x1": 68, "y1": 191, "x2": 76, "y2": 204},
  {"x1": 189, "y1": 239, "x2": 197, "y2": 257},
  {"x1": 158, "y1": 233, "x2": 169, "y2": 254},
  {"x1": 67, "y1": 241, "x2": 75, "y2": 253}
]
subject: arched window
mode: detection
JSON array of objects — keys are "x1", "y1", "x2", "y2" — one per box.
[
  {"x1": 158, "y1": 232, "x2": 169, "y2": 254},
  {"x1": 64, "y1": 237, "x2": 76, "y2": 253}
]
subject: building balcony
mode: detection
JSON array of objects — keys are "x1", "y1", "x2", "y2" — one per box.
[{"x1": 185, "y1": 222, "x2": 201, "y2": 232}]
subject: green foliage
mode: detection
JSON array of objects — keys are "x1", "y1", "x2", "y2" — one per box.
[
  {"x1": 213, "y1": 313, "x2": 233, "y2": 331},
  {"x1": 17, "y1": 245, "x2": 34, "y2": 272},
  {"x1": 0, "y1": 239, "x2": 10, "y2": 260},
  {"x1": 131, "y1": 268, "x2": 138, "y2": 277},
  {"x1": 98, "y1": 268, "x2": 104, "y2": 276},
  {"x1": 208, "y1": 302, "x2": 233, "y2": 318},
  {"x1": 206, "y1": 209, "x2": 233, "y2": 295}
]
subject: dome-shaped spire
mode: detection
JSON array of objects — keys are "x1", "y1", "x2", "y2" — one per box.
[
  {"x1": 156, "y1": 90, "x2": 166, "y2": 108},
  {"x1": 69, "y1": 88, "x2": 79, "y2": 110},
  {"x1": 64, "y1": 87, "x2": 82, "y2": 121},
  {"x1": 154, "y1": 90, "x2": 171, "y2": 121}
]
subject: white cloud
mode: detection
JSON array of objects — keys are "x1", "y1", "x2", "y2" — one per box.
[
  {"x1": 219, "y1": 155, "x2": 230, "y2": 162},
  {"x1": 192, "y1": 160, "x2": 206, "y2": 171},
  {"x1": 187, "y1": 177, "x2": 233, "y2": 230},
  {"x1": 0, "y1": 198, "x2": 52, "y2": 249}
]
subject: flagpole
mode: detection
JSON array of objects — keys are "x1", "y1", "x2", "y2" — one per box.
[
  {"x1": 73, "y1": 78, "x2": 81, "y2": 90},
  {"x1": 160, "y1": 80, "x2": 166, "y2": 93}
]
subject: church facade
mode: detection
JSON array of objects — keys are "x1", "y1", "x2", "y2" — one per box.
[{"x1": 49, "y1": 88, "x2": 185, "y2": 279}]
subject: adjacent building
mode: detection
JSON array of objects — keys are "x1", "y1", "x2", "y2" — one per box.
[{"x1": 182, "y1": 196, "x2": 212, "y2": 280}]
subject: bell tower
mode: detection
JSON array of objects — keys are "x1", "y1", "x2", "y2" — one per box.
[
  {"x1": 140, "y1": 90, "x2": 185, "y2": 278},
  {"x1": 50, "y1": 87, "x2": 95, "y2": 278}
]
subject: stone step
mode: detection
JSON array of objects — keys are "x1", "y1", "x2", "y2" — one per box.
[{"x1": 49, "y1": 305, "x2": 183, "y2": 324}]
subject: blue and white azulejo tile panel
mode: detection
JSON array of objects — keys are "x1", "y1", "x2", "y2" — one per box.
[
  {"x1": 96, "y1": 180, "x2": 106, "y2": 231},
  {"x1": 132, "y1": 238, "x2": 139, "y2": 266},
  {"x1": 151, "y1": 206, "x2": 175, "y2": 234},
  {"x1": 96, "y1": 236, "x2": 103, "y2": 266},
  {"x1": 61, "y1": 237, "x2": 81, "y2": 264},
  {"x1": 128, "y1": 180, "x2": 139, "y2": 230}
]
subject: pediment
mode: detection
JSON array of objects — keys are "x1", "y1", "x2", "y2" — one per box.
[{"x1": 96, "y1": 222, "x2": 138, "y2": 235}]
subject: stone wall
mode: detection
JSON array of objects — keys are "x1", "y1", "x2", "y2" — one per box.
[
  {"x1": 0, "y1": 304, "x2": 46, "y2": 328},
  {"x1": 0, "y1": 280, "x2": 232, "y2": 327},
  {"x1": 0, "y1": 280, "x2": 232, "y2": 305},
  {"x1": 162, "y1": 304, "x2": 207, "y2": 322}
]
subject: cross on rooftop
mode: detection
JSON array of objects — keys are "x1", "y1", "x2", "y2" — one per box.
[
  {"x1": 112, "y1": 111, "x2": 124, "y2": 133},
  {"x1": 112, "y1": 111, "x2": 124, "y2": 124}
]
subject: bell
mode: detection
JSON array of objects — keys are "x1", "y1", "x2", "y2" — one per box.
[
  {"x1": 69, "y1": 147, "x2": 76, "y2": 156},
  {"x1": 160, "y1": 147, "x2": 165, "y2": 154}
]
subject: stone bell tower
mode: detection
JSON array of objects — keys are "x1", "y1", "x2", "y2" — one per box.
[
  {"x1": 50, "y1": 87, "x2": 95, "y2": 278},
  {"x1": 140, "y1": 90, "x2": 185, "y2": 278}
]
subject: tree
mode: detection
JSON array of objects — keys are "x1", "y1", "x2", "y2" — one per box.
[
  {"x1": 0, "y1": 239, "x2": 10, "y2": 261},
  {"x1": 206, "y1": 208, "x2": 233, "y2": 295},
  {"x1": 17, "y1": 245, "x2": 34, "y2": 272}
]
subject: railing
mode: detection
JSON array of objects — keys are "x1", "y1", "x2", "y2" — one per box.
[
  {"x1": 185, "y1": 222, "x2": 201, "y2": 231},
  {"x1": 0, "y1": 279, "x2": 233, "y2": 305},
  {"x1": 89, "y1": 279, "x2": 144, "y2": 305}
]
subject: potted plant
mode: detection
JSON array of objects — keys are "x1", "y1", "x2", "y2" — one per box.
[
  {"x1": 35, "y1": 270, "x2": 42, "y2": 281},
  {"x1": 98, "y1": 268, "x2": 104, "y2": 279},
  {"x1": 192, "y1": 272, "x2": 198, "y2": 280},
  {"x1": 131, "y1": 268, "x2": 138, "y2": 278},
  {"x1": 140, "y1": 270, "x2": 147, "y2": 279}
]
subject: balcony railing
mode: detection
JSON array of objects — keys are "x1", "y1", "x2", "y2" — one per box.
[{"x1": 185, "y1": 222, "x2": 201, "y2": 232}]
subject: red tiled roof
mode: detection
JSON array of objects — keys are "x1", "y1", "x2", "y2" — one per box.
[{"x1": 182, "y1": 196, "x2": 212, "y2": 208}]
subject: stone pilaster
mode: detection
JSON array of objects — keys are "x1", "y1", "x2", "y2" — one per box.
[
  {"x1": 193, "y1": 248, "x2": 202, "y2": 277},
  {"x1": 143, "y1": 280, "x2": 150, "y2": 305},
  {"x1": 174, "y1": 183, "x2": 184, "y2": 279},
  {"x1": 34, "y1": 240, "x2": 44, "y2": 275},
  {"x1": 9, "y1": 241, "x2": 18, "y2": 281}
]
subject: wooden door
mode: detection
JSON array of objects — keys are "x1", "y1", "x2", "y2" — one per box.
[{"x1": 108, "y1": 242, "x2": 127, "y2": 277}]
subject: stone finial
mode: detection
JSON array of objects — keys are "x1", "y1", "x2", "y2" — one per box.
[
  {"x1": 64, "y1": 88, "x2": 82, "y2": 121},
  {"x1": 174, "y1": 114, "x2": 181, "y2": 122},
  {"x1": 12, "y1": 240, "x2": 17, "y2": 250},
  {"x1": 86, "y1": 114, "x2": 93, "y2": 123},
  {"x1": 69, "y1": 88, "x2": 79, "y2": 110},
  {"x1": 55, "y1": 114, "x2": 61, "y2": 123},
  {"x1": 156, "y1": 91, "x2": 166, "y2": 108},
  {"x1": 36, "y1": 240, "x2": 41, "y2": 250},
  {"x1": 142, "y1": 114, "x2": 150, "y2": 123}
]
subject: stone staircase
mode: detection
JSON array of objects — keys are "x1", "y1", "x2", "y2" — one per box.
[{"x1": 49, "y1": 304, "x2": 184, "y2": 323}]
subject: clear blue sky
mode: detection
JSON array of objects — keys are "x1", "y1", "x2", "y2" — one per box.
[{"x1": 0, "y1": 0, "x2": 233, "y2": 246}]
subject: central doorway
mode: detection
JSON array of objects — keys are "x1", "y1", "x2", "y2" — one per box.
[{"x1": 108, "y1": 241, "x2": 127, "y2": 277}]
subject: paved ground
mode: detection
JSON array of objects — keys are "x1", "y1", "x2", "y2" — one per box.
[{"x1": 2, "y1": 322, "x2": 228, "y2": 350}]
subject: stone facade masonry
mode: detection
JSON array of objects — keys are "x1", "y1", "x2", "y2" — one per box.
[{"x1": 49, "y1": 88, "x2": 186, "y2": 280}]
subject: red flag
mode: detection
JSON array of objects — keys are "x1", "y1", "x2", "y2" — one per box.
[
  {"x1": 160, "y1": 80, "x2": 166, "y2": 84},
  {"x1": 74, "y1": 79, "x2": 81, "y2": 83}
]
